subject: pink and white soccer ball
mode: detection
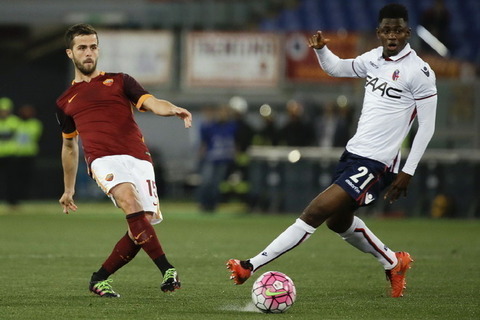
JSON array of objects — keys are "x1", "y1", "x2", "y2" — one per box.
[{"x1": 251, "y1": 271, "x2": 296, "y2": 313}]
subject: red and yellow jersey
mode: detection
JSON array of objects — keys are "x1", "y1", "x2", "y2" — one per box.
[{"x1": 56, "y1": 72, "x2": 153, "y2": 165}]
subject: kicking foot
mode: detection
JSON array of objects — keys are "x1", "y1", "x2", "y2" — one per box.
[{"x1": 226, "y1": 259, "x2": 253, "y2": 285}]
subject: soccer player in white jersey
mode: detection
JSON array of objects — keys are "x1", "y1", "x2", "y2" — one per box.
[{"x1": 227, "y1": 3, "x2": 437, "y2": 298}]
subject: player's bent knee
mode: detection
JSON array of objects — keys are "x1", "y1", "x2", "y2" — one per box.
[
  {"x1": 110, "y1": 183, "x2": 143, "y2": 213},
  {"x1": 301, "y1": 200, "x2": 332, "y2": 228}
]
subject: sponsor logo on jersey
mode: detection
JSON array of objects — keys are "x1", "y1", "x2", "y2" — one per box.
[
  {"x1": 365, "y1": 76, "x2": 402, "y2": 99},
  {"x1": 105, "y1": 173, "x2": 114, "y2": 181},
  {"x1": 421, "y1": 66, "x2": 430, "y2": 77},
  {"x1": 103, "y1": 79, "x2": 114, "y2": 86},
  {"x1": 261, "y1": 252, "x2": 268, "y2": 256},
  {"x1": 369, "y1": 61, "x2": 379, "y2": 68},
  {"x1": 392, "y1": 69, "x2": 400, "y2": 81},
  {"x1": 345, "y1": 179, "x2": 360, "y2": 194}
]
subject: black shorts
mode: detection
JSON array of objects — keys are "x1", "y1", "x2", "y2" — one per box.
[{"x1": 332, "y1": 151, "x2": 396, "y2": 207}]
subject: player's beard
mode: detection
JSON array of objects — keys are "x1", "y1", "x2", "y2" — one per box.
[{"x1": 74, "y1": 57, "x2": 97, "y2": 76}]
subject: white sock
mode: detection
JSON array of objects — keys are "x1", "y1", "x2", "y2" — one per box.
[
  {"x1": 249, "y1": 218, "x2": 316, "y2": 272},
  {"x1": 339, "y1": 216, "x2": 397, "y2": 270}
]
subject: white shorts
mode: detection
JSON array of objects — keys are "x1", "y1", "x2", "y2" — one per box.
[{"x1": 90, "y1": 155, "x2": 163, "y2": 224}]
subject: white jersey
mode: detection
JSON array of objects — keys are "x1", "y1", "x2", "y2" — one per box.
[{"x1": 315, "y1": 43, "x2": 437, "y2": 175}]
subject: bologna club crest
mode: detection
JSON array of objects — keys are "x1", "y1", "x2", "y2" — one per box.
[{"x1": 392, "y1": 69, "x2": 400, "y2": 81}]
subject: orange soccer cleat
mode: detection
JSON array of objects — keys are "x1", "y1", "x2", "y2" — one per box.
[
  {"x1": 226, "y1": 259, "x2": 253, "y2": 285},
  {"x1": 385, "y1": 251, "x2": 413, "y2": 297}
]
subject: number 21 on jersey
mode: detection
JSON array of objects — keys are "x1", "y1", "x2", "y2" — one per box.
[{"x1": 349, "y1": 166, "x2": 375, "y2": 190}]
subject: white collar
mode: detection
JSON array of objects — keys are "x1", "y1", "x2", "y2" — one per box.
[{"x1": 378, "y1": 43, "x2": 412, "y2": 61}]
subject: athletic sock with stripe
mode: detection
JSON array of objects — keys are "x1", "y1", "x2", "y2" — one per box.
[
  {"x1": 249, "y1": 218, "x2": 316, "y2": 272},
  {"x1": 338, "y1": 216, "x2": 397, "y2": 269}
]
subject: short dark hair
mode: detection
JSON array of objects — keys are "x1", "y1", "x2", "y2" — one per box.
[
  {"x1": 65, "y1": 23, "x2": 98, "y2": 49},
  {"x1": 378, "y1": 3, "x2": 409, "y2": 23}
]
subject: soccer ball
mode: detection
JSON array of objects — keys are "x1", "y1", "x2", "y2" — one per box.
[{"x1": 251, "y1": 271, "x2": 296, "y2": 313}]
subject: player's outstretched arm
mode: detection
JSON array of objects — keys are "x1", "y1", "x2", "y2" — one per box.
[
  {"x1": 309, "y1": 31, "x2": 357, "y2": 78},
  {"x1": 307, "y1": 31, "x2": 330, "y2": 50},
  {"x1": 142, "y1": 97, "x2": 192, "y2": 128}
]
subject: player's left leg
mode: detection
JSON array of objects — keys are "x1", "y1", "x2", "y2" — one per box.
[
  {"x1": 327, "y1": 214, "x2": 398, "y2": 269},
  {"x1": 326, "y1": 156, "x2": 412, "y2": 297},
  {"x1": 326, "y1": 207, "x2": 412, "y2": 297}
]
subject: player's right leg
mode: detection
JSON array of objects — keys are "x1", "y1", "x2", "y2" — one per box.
[
  {"x1": 89, "y1": 279, "x2": 120, "y2": 298},
  {"x1": 89, "y1": 231, "x2": 141, "y2": 297},
  {"x1": 227, "y1": 184, "x2": 351, "y2": 284},
  {"x1": 227, "y1": 218, "x2": 316, "y2": 285}
]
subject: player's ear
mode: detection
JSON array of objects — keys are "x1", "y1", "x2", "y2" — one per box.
[{"x1": 66, "y1": 48, "x2": 73, "y2": 59}]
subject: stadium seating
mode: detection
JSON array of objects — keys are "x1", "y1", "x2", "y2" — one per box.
[{"x1": 258, "y1": 0, "x2": 480, "y2": 63}]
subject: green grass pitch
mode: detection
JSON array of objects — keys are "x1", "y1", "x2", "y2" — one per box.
[{"x1": 0, "y1": 201, "x2": 479, "y2": 320}]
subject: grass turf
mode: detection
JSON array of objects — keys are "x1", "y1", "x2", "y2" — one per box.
[{"x1": 0, "y1": 201, "x2": 479, "y2": 320}]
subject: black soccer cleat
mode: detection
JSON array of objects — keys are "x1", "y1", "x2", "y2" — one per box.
[
  {"x1": 89, "y1": 279, "x2": 120, "y2": 297},
  {"x1": 161, "y1": 268, "x2": 181, "y2": 292}
]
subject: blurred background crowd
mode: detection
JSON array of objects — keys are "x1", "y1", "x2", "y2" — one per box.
[{"x1": 0, "y1": 0, "x2": 478, "y2": 218}]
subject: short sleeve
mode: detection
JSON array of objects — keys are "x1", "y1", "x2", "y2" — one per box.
[
  {"x1": 122, "y1": 73, "x2": 150, "y2": 105},
  {"x1": 55, "y1": 107, "x2": 77, "y2": 138}
]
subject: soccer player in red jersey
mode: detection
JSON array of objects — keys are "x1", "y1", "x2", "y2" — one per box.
[{"x1": 56, "y1": 24, "x2": 192, "y2": 297}]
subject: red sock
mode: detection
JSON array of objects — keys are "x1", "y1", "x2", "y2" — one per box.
[
  {"x1": 101, "y1": 232, "x2": 141, "y2": 274},
  {"x1": 126, "y1": 211, "x2": 165, "y2": 260}
]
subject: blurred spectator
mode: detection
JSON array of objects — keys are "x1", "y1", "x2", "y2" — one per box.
[
  {"x1": 315, "y1": 101, "x2": 352, "y2": 148},
  {"x1": 249, "y1": 104, "x2": 282, "y2": 212},
  {"x1": 335, "y1": 103, "x2": 353, "y2": 147},
  {"x1": 420, "y1": 0, "x2": 451, "y2": 53},
  {"x1": 430, "y1": 193, "x2": 455, "y2": 218},
  {"x1": 229, "y1": 96, "x2": 254, "y2": 153},
  {"x1": 197, "y1": 104, "x2": 237, "y2": 212},
  {"x1": 278, "y1": 99, "x2": 316, "y2": 146},
  {"x1": 14, "y1": 104, "x2": 43, "y2": 202},
  {"x1": 252, "y1": 104, "x2": 279, "y2": 146},
  {"x1": 225, "y1": 96, "x2": 255, "y2": 204},
  {"x1": 0, "y1": 97, "x2": 20, "y2": 208}
]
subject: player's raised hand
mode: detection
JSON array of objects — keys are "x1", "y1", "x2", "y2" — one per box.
[
  {"x1": 307, "y1": 31, "x2": 330, "y2": 50},
  {"x1": 59, "y1": 192, "x2": 78, "y2": 214}
]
